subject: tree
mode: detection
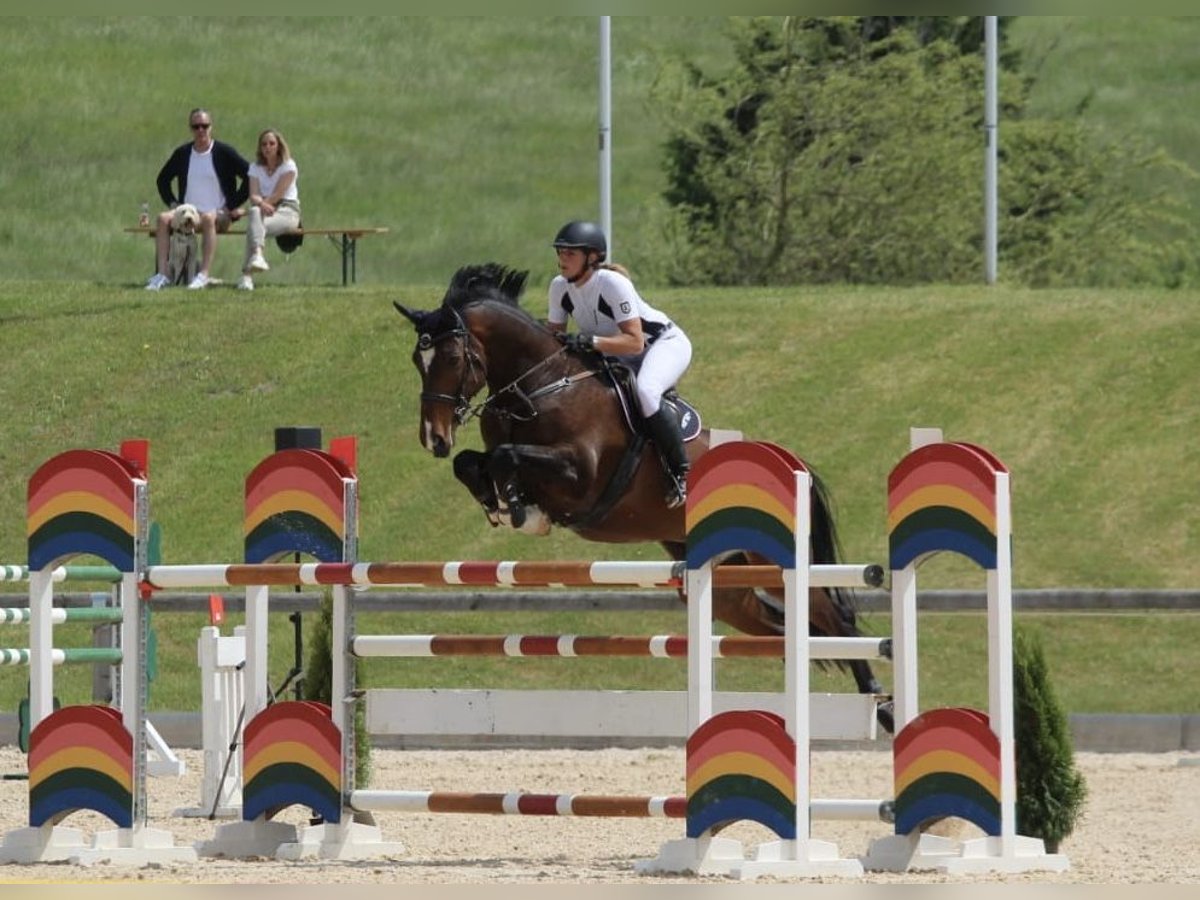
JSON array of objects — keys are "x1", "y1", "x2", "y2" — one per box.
[
  {"x1": 648, "y1": 16, "x2": 1195, "y2": 287},
  {"x1": 1013, "y1": 626, "x2": 1087, "y2": 853}
]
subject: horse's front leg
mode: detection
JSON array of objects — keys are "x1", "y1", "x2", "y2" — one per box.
[
  {"x1": 487, "y1": 443, "x2": 583, "y2": 532},
  {"x1": 452, "y1": 449, "x2": 502, "y2": 527}
]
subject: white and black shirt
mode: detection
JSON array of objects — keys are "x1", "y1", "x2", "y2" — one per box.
[{"x1": 547, "y1": 268, "x2": 673, "y2": 352}]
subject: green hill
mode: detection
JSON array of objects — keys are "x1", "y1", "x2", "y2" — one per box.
[
  {"x1": 1, "y1": 280, "x2": 1195, "y2": 593},
  {"x1": 5, "y1": 17, "x2": 1198, "y2": 289},
  {"x1": 0, "y1": 17, "x2": 733, "y2": 287},
  {"x1": 1, "y1": 18, "x2": 1197, "y2": 718}
]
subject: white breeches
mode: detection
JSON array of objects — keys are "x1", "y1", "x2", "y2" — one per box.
[{"x1": 634, "y1": 327, "x2": 693, "y2": 417}]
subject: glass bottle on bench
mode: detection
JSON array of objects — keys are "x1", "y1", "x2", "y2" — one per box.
[{"x1": 139, "y1": 201, "x2": 150, "y2": 228}]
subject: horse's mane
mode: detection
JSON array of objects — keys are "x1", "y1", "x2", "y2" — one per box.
[{"x1": 444, "y1": 263, "x2": 529, "y2": 313}]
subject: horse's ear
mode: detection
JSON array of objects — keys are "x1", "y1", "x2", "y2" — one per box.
[{"x1": 393, "y1": 301, "x2": 423, "y2": 327}]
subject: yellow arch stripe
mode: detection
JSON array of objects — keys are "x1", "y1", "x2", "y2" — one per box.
[
  {"x1": 686, "y1": 752, "x2": 794, "y2": 801},
  {"x1": 243, "y1": 740, "x2": 340, "y2": 785},
  {"x1": 688, "y1": 484, "x2": 793, "y2": 529},
  {"x1": 27, "y1": 492, "x2": 135, "y2": 537},
  {"x1": 895, "y1": 749, "x2": 1000, "y2": 798},
  {"x1": 244, "y1": 490, "x2": 343, "y2": 535},
  {"x1": 29, "y1": 746, "x2": 132, "y2": 791},
  {"x1": 886, "y1": 485, "x2": 996, "y2": 534}
]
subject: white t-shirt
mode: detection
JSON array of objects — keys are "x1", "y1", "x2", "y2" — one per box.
[
  {"x1": 184, "y1": 147, "x2": 225, "y2": 213},
  {"x1": 249, "y1": 159, "x2": 299, "y2": 202},
  {"x1": 548, "y1": 268, "x2": 673, "y2": 345}
]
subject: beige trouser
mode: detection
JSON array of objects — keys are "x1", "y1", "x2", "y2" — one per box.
[{"x1": 243, "y1": 200, "x2": 302, "y2": 271}]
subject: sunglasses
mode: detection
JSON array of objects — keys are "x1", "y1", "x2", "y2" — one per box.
[{"x1": 190, "y1": 122, "x2": 211, "y2": 131}]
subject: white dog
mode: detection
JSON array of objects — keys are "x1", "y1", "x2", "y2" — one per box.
[{"x1": 166, "y1": 203, "x2": 201, "y2": 286}]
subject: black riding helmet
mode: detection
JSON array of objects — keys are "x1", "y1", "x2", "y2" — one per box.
[{"x1": 552, "y1": 221, "x2": 607, "y2": 263}]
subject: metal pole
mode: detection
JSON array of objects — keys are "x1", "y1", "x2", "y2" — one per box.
[
  {"x1": 599, "y1": 16, "x2": 613, "y2": 257},
  {"x1": 984, "y1": 16, "x2": 998, "y2": 284}
]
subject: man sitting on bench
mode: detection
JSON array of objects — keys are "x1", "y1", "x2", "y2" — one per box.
[{"x1": 145, "y1": 107, "x2": 249, "y2": 292}]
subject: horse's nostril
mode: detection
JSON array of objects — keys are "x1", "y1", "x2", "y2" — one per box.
[{"x1": 432, "y1": 437, "x2": 450, "y2": 458}]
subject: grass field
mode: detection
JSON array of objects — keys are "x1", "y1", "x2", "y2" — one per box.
[
  {"x1": 1, "y1": 18, "x2": 1197, "y2": 719},
  {"x1": 6, "y1": 607, "x2": 1199, "y2": 717},
  {"x1": 3, "y1": 17, "x2": 1197, "y2": 287},
  {"x1": 0, "y1": 17, "x2": 734, "y2": 287},
  {"x1": 0, "y1": 280, "x2": 1196, "y2": 716}
]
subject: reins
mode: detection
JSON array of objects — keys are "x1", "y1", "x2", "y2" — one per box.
[{"x1": 418, "y1": 305, "x2": 599, "y2": 425}]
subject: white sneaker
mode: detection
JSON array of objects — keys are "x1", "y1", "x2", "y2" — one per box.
[
  {"x1": 237, "y1": 274, "x2": 254, "y2": 291},
  {"x1": 187, "y1": 272, "x2": 210, "y2": 290},
  {"x1": 248, "y1": 252, "x2": 270, "y2": 273},
  {"x1": 144, "y1": 273, "x2": 170, "y2": 291}
]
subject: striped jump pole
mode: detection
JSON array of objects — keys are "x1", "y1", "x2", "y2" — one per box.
[
  {"x1": 143, "y1": 560, "x2": 883, "y2": 590},
  {"x1": 0, "y1": 607, "x2": 124, "y2": 625},
  {"x1": 0, "y1": 647, "x2": 123, "y2": 666},
  {"x1": 351, "y1": 633, "x2": 892, "y2": 661},
  {"x1": 349, "y1": 791, "x2": 892, "y2": 823}
]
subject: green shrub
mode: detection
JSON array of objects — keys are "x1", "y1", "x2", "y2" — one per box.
[
  {"x1": 303, "y1": 590, "x2": 371, "y2": 789},
  {"x1": 1013, "y1": 626, "x2": 1087, "y2": 852},
  {"x1": 651, "y1": 16, "x2": 1196, "y2": 287}
]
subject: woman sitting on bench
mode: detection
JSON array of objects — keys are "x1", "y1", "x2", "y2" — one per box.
[{"x1": 239, "y1": 128, "x2": 301, "y2": 292}]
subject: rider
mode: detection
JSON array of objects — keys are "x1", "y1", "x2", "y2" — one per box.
[{"x1": 548, "y1": 220, "x2": 694, "y2": 509}]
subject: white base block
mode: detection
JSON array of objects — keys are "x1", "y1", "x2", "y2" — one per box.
[
  {"x1": 635, "y1": 836, "x2": 746, "y2": 876},
  {"x1": 194, "y1": 818, "x2": 302, "y2": 859},
  {"x1": 0, "y1": 825, "x2": 89, "y2": 863},
  {"x1": 863, "y1": 832, "x2": 1070, "y2": 874},
  {"x1": 72, "y1": 826, "x2": 198, "y2": 867},
  {"x1": 938, "y1": 835, "x2": 1070, "y2": 875},
  {"x1": 274, "y1": 820, "x2": 405, "y2": 861},
  {"x1": 734, "y1": 839, "x2": 865, "y2": 880}
]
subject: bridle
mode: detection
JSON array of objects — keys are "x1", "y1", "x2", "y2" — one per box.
[
  {"x1": 416, "y1": 306, "x2": 597, "y2": 426},
  {"x1": 416, "y1": 306, "x2": 485, "y2": 425}
]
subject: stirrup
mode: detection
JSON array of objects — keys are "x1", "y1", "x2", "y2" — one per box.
[{"x1": 665, "y1": 476, "x2": 687, "y2": 509}]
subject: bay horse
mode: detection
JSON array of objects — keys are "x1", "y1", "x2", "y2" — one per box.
[{"x1": 394, "y1": 262, "x2": 892, "y2": 732}]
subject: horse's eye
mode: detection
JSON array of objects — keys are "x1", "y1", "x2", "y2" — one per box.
[{"x1": 418, "y1": 333, "x2": 433, "y2": 350}]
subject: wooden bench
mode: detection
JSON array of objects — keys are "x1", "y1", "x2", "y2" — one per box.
[{"x1": 124, "y1": 225, "x2": 389, "y2": 286}]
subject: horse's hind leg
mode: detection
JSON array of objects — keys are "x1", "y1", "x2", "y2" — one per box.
[
  {"x1": 810, "y1": 586, "x2": 894, "y2": 735},
  {"x1": 660, "y1": 543, "x2": 783, "y2": 635}
]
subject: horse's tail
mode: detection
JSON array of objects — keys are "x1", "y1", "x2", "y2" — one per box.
[{"x1": 808, "y1": 467, "x2": 862, "y2": 641}]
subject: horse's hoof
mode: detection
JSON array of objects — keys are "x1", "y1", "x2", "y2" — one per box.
[
  {"x1": 876, "y1": 698, "x2": 896, "y2": 736},
  {"x1": 510, "y1": 505, "x2": 527, "y2": 529}
]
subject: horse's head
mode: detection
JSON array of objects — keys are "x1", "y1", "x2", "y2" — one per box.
[{"x1": 394, "y1": 263, "x2": 531, "y2": 458}]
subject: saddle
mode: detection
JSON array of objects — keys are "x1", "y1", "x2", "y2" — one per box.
[
  {"x1": 565, "y1": 358, "x2": 701, "y2": 529},
  {"x1": 602, "y1": 360, "x2": 702, "y2": 442}
]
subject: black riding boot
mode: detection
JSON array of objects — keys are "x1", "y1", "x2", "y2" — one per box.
[{"x1": 644, "y1": 407, "x2": 690, "y2": 509}]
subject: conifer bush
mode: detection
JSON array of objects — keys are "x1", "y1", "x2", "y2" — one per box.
[{"x1": 1013, "y1": 625, "x2": 1087, "y2": 852}]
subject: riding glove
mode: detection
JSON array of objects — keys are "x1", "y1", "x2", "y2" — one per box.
[{"x1": 557, "y1": 332, "x2": 597, "y2": 354}]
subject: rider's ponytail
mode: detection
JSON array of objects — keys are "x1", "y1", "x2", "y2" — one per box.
[{"x1": 599, "y1": 261, "x2": 631, "y2": 279}]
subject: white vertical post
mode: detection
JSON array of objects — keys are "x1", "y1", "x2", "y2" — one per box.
[
  {"x1": 989, "y1": 471, "x2": 1015, "y2": 855},
  {"x1": 331, "y1": 584, "x2": 348, "y2": 738},
  {"x1": 28, "y1": 569, "x2": 54, "y2": 727},
  {"x1": 244, "y1": 585, "x2": 271, "y2": 723},
  {"x1": 686, "y1": 566, "x2": 714, "y2": 734},
  {"x1": 891, "y1": 567, "x2": 920, "y2": 730},
  {"x1": 598, "y1": 15, "x2": 613, "y2": 256},
  {"x1": 184, "y1": 625, "x2": 245, "y2": 818},
  {"x1": 788, "y1": 469, "x2": 812, "y2": 861},
  {"x1": 119, "y1": 573, "x2": 139, "y2": 735}
]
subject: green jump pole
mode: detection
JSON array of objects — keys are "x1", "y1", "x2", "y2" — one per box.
[
  {"x1": 0, "y1": 607, "x2": 124, "y2": 625},
  {"x1": 0, "y1": 647, "x2": 123, "y2": 666}
]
